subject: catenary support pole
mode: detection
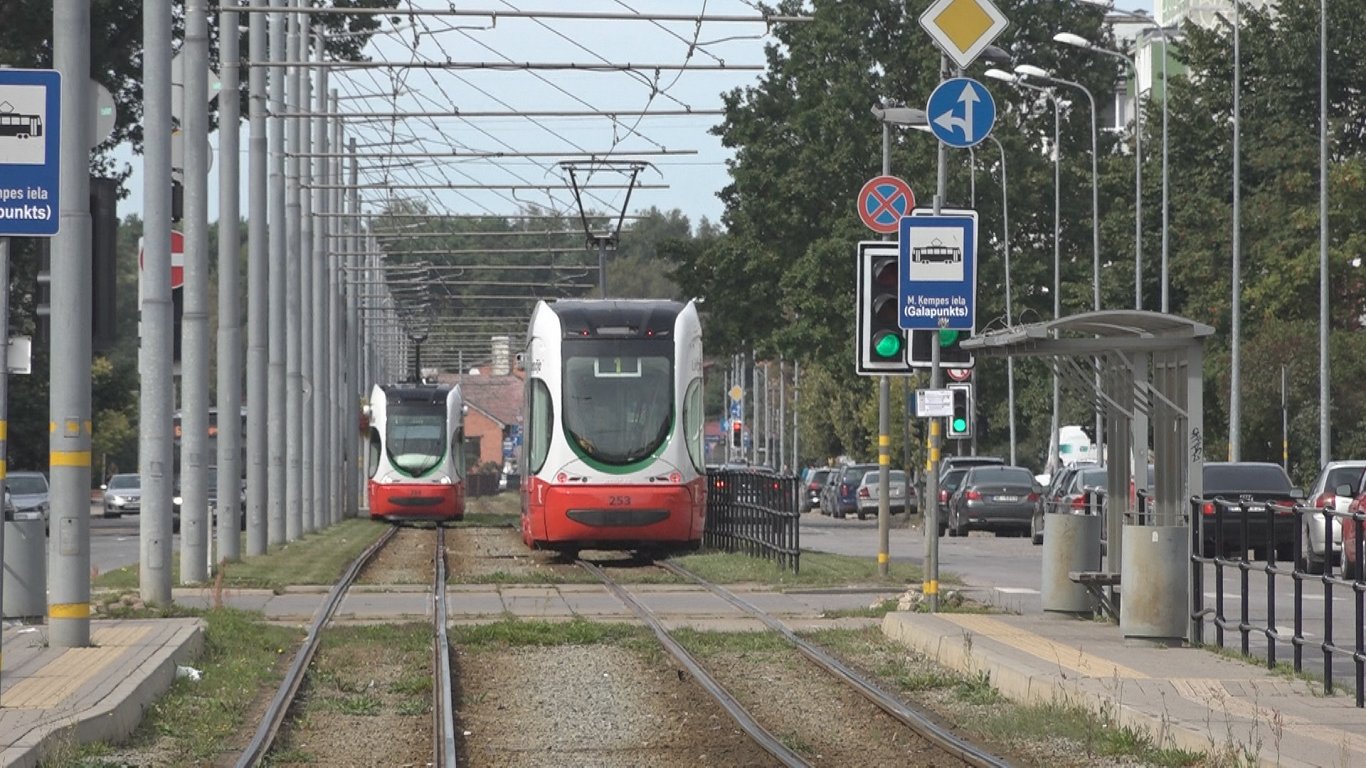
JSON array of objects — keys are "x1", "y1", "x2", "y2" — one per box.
[
  {"x1": 345, "y1": 136, "x2": 361, "y2": 518},
  {"x1": 245, "y1": 0, "x2": 270, "y2": 556},
  {"x1": 217, "y1": 0, "x2": 243, "y2": 563},
  {"x1": 1319, "y1": 0, "x2": 1331, "y2": 467},
  {"x1": 1230, "y1": 0, "x2": 1242, "y2": 461},
  {"x1": 180, "y1": 0, "x2": 211, "y2": 584},
  {"x1": 311, "y1": 30, "x2": 330, "y2": 532},
  {"x1": 298, "y1": 9, "x2": 314, "y2": 535},
  {"x1": 138, "y1": 0, "x2": 174, "y2": 610},
  {"x1": 268, "y1": 0, "x2": 288, "y2": 543},
  {"x1": 0, "y1": 238, "x2": 10, "y2": 647},
  {"x1": 284, "y1": 0, "x2": 303, "y2": 542}
]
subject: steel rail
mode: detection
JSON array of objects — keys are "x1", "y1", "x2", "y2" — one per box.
[
  {"x1": 235, "y1": 525, "x2": 399, "y2": 767},
  {"x1": 433, "y1": 528, "x2": 458, "y2": 768},
  {"x1": 577, "y1": 560, "x2": 809, "y2": 768},
  {"x1": 657, "y1": 561, "x2": 1012, "y2": 768}
]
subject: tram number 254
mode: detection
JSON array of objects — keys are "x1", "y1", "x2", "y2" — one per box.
[{"x1": 608, "y1": 496, "x2": 632, "y2": 507}]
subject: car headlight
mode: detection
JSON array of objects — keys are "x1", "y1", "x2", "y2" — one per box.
[
  {"x1": 111, "y1": 495, "x2": 127, "y2": 505},
  {"x1": 173, "y1": 496, "x2": 183, "y2": 506}
]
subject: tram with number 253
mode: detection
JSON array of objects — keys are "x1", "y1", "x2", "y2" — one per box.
[
  {"x1": 519, "y1": 299, "x2": 706, "y2": 556},
  {"x1": 366, "y1": 382, "x2": 466, "y2": 524}
]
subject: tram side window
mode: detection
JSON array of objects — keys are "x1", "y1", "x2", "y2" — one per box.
[
  {"x1": 367, "y1": 427, "x2": 381, "y2": 478},
  {"x1": 528, "y1": 379, "x2": 552, "y2": 474},
  {"x1": 684, "y1": 377, "x2": 704, "y2": 473}
]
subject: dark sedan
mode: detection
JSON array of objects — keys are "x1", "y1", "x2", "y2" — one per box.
[
  {"x1": 946, "y1": 465, "x2": 1040, "y2": 537},
  {"x1": 1199, "y1": 462, "x2": 1303, "y2": 561},
  {"x1": 804, "y1": 468, "x2": 831, "y2": 512}
]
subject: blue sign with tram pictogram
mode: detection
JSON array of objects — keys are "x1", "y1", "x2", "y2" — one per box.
[
  {"x1": 898, "y1": 209, "x2": 977, "y2": 331},
  {"x1": 0, "y1": 68, "x2": 62, "y2": 236},
  {"x1": 857, "y1": 175, "x2": 915, "y2": 234}
]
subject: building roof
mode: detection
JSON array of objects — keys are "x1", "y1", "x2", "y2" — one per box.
[{"x1": 442, "y1": 372, "x2": 523, "y2": 427}]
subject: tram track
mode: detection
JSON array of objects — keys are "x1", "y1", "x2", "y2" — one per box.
[
  {"x1": 234, "y1": 524, "x2": 458, "y2": 768},
  {"x1": 578, "y1": 556, "x2": 1013, "y2": 768}
]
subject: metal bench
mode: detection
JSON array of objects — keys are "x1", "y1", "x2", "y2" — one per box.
[{"x1": 1069, "y1": 571, "x2": 1121, "y2": 618}]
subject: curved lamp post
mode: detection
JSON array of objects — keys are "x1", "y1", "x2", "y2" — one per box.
[
  {"x1": 985, "y1": 67, "x2": 1062, "y2": 472},
  {"x1": 1054, "y1": 31, "x2": 1144, "y2": 312}
]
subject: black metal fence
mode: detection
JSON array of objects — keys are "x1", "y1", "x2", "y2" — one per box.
[
  {"x1": 1189, "y1": 497, "x2": 1366, "y2": 706},
  {"x1": 704, "y1": 468, "x2": 801, "y2": 574}
]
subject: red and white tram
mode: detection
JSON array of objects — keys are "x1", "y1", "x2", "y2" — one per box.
[
  {"x1": 519, "y1": 299, "x2": 707, "y2": 556},
  {"x1": 366, "y1": 383, "x2": 466, "y2": 524}
]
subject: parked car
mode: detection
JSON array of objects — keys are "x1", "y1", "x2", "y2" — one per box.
[
  {"x1": 934, "y1": 467, "x2": 970, "y2": 535},
  {"x1": 829, "y1": 464, "x2": 877, "y2": 519},
  {"x1": 939, "y1": 456, "x2": 1005, "y2": 478},
  {"x1": 855, "y1": 469, "x2": 910, "y2": 518},
  {"x1": 5, "y1": 471, "x2": 50, "y2": 525},
  {"x1": 102, "y1": 473, "x2": 142, "y2": 518},
  {"x1": 1031, "y1": 464, "x2": 1106, "y2": 546},
  {"x1": 945, "y1": 465, "x2": 1040, "y2": 537},
  {"x1": 1299, "y1": 460, "x2": 1364, "y2": 573},
  {"x1": 174, "y1": 472, "x2": 247, "y2": 533},
  {"x1": 805, "y1": 468, "x2": 832, "y2": 512},
  {"x1": 1198, "y1": 462, "x2": 1303, "y2": 561}
]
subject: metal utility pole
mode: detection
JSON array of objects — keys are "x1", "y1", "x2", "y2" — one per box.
[
  {"x1": 1230, "y1": 0, "x2": 1242, "y2": 461},
  {"x1": 877, "y1": 120, "x2": 892, "y2": 579},
  {"x1": 0, "y1": 237, "x2": 8, "y2": 630},
  {"x1": 284, "y1": 0, "x2": 303, "y2": 542},
  {"x1": 268, "y1": 0, "x2": 288, "y2": 544},
  {"x1": 328, "y1": 123, "x2": 344, "y2": 522},
  {"x1": 245, "y1": 0, "x2": 270, "y2": 556},
  {"x1": 217, "y1": 0, "x2": 243, "y2": 563},
  {"x1": 345, "y1": 133, "x2": 362, "y2": 519},
  {"x1": 299, "y1": 10, "x2": 314, "y2": 536},
  {"x1": 311, "y1": 30, "x2": 330, "y2": 532},
  {"x1": 180, "y1": 0, "x2": 210, "y2": 584},
  {"x1": 139, "y1": 0, "x2": 174, "y2": 609},
  {"x1": 1319, "y1": 0, "x2": 1331, "y2": 467}
]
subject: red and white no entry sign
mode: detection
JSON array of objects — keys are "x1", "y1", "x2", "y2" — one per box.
[
  {"x1": 857, "y1": 175, "x2": 915, "y2": 234},
  {"x1": 946, "y1": 368, "x2": 972, "y2": 382},
  {"x1": 138, "y1": 230, "x2": 185, "y2": 289}
]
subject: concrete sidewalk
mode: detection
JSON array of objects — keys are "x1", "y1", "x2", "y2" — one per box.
[
  {"x1": 883, "y1": 609, "x2": 1366, "y2": 768},
  {"x1": 0, "y1": 618, "x2": 204, "y2": 768}
]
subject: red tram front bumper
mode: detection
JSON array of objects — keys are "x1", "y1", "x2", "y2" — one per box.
[
  {"x1": 523, "y1": 479, "x2": 705, "y2": 550},
  {"x1": 368, "y1": 481, "x2": 464, "y2": 522}
]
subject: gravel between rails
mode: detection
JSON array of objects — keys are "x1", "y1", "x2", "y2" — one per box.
[
  {"x1": 453, "y1": 644, "x2": 783, "y2": 767},
  {"x1": 356, "y1": 526, "x2": 437, "y2": 585}
]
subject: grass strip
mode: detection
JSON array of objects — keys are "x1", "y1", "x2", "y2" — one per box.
[{"x1": 40, "y1": 608, "x2": 302, "y2": 767}]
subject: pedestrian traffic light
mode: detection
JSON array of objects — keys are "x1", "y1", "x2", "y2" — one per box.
[
  {"x1": 947, "y1": 382, "x2": 973, "y2": 439},
  {"x1": 731, "y1": 420, "x2": 743, "y2": 449},
  {"x1": 909, "y1": 328, "x2": 974, "y2": 368},
  {"x1": 856, "y1": 242, "x2": 912, "y2": 375}
]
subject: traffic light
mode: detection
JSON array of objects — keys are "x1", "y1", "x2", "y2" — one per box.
[
  {"x1": 947, "y1": 382, "x2": 973, "y2": 440},
  {"x1": 909, "y1": 328, "x2": 974, "y2": 368},
  {"x1": 856, "y1": 242, "x2": 911, "y2": 375},
  {"x1": 731, "y1": 420, "x2": 743, "y2": 449}
]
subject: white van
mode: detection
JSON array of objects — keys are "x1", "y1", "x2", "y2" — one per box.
[{"x1": 1058, "y1": 425, "x2": 1098, "y2": 467}]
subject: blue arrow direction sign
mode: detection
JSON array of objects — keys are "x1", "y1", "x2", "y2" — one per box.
[
  {"x1": 897, "y1": 210, "x2": 977, "y2": 331},
  {"x1": 927, "y1": 77, "x2": 995, "y2": 149},
  {"x1": 0, "y1": 69, "x2": 62, "y2": 237}
]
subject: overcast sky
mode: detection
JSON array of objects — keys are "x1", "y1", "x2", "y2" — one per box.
[{"x1": 113, "y1": 0, "x2": 1157, "y2": 232}]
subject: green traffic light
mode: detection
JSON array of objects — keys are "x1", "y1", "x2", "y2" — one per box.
[
  {"x1": 873, "y1": 330, "x2": 903, "y2": 358},
  {"x1": 952, "y1": 417, "x2": 968, "y2": 432},
  {"x1": 938, "y1": 329, "x2": 960, "y2": 347}
]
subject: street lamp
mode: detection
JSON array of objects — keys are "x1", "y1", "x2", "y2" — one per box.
[
  {"x1": 985, "y1": 67, "x2": 1063, "y2": 472},
  {"x1": 1053, "y1": 31, "x2": 1144, "y2": 312}
]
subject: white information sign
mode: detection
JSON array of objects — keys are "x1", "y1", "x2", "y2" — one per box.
[{"x1": 916, "y1": 389, "x2": 954, "y2": 418}]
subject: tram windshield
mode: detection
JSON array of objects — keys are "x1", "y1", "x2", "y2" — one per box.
[
  {"x1": 386, "y1": 403, "x2": 447, "y2": 477},
  {"x1": 563, "y1": 342, "x2": 673, "y2": 466}
]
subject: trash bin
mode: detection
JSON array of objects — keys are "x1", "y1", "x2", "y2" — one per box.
[
  {"x1": 1041, "y1": 512, "x2": 1102, "y2": 614},
  {"x1": 4, "y1": 514, "x2": 47, "y2": 619}
]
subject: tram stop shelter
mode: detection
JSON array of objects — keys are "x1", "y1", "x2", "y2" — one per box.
[{"x1": 962, "y1": 310, "x2": 1213, "y2": 645}]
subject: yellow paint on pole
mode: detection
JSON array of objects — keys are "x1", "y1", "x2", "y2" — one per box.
[
  {"x1": 0, "y1": 420, "x2": 7, "y2": 439},
  {"x1": 48, "y1": 602, "x2": 92, "y2": 619},
  {"x1": 922, "y1": 579, "x2": 939, "y2": 595},
  {"x1": 879, "y1": 435, "x2": 890, "y2": 447},
  {"x1": 878, "y1": 552, "x2": 889, "y2": 564},
  {"x1": 50, "y1": 450, "x2": 92, "y2": 467}
]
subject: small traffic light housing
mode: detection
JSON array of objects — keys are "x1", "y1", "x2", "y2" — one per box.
[
  {"x1": 909, "y1": 328, "x2": 974, "y2": 368},
  {"x1": 947, "y1": 382, "x2": 973, "y2": 440},
  {"x1": 731, "y1": 420, "x2": 743, "y2": 449},
  {"x1": 856, "y1": 242, "x2": 912, "y2": 375}
]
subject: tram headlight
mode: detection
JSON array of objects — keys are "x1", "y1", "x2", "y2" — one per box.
[
  {"x1": 435, "y1": 475, "x2": 452, "y2": 485},
  {"x1": 669, "y1": 472, "x2": 682, "y2": 484}
]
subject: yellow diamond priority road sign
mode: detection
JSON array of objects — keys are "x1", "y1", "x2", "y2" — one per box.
[{"x1": 919, "y1": 0, "x2": 1009, "y2": 70}]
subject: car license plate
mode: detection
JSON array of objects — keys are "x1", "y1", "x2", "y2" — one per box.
[{"x1": 995, "y1": 495, "x2": 1018, "y2": 503}]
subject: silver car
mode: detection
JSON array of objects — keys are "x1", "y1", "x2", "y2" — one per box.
[
  {"x1": 102, "y1": 473, "x2": 142, "y2": 518},
  {"x1": 856, "y1": 469, "x2": 909, "y2": 518},
  {"x1": 5, "y1": 471, "x2": 50, "y2": 524},
  {"x1": 1303, "y1": 460, "x2": 1364, "y2": 573}
]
